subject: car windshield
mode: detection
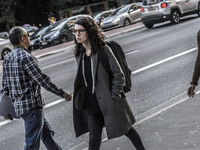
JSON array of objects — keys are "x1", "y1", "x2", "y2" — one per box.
[
  {"x1": 31, "y1": 26, "x2": 49, "y2": 37},
  {"x1": 0, "y1": 32, "x2": 9, "y2": 39},
  {"x1": 47, "y1": 21, "x2": 66, "y2": 32},
  {"x1": 94, "y1": 14, "x2": 101, "y2": 21},
  {"x1": 110, "y1": 5, "x2": 129, "y2": 16},
  {"x1": 142, "y1": 0, "x2": 163, "y2": 5},
  {"x1": 46, "y1": 18, "x2": 76, "y2": 32}
]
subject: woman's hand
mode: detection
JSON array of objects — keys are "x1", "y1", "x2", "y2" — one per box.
[
  {"x1": 65, "y1": 92, "x2": 72, "y2": 101},
  {"x1": 188, "y1": 84, "x2": 196, "y2": 97}
]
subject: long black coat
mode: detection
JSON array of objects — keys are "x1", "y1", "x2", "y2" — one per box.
[
  {"x1": 191, "y1": 30, "x2": 200, "y2": 85},
  {"x1": 73, "y1": 45, "x2": 135, "y2": 139}
]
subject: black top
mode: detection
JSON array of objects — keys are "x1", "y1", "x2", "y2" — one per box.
[
  {"x1": 83, "y1": 53, "x2": 102, "y2": 115},
  {"x1": 84, "y1": 54, "x2": 93, "y2": 92}
]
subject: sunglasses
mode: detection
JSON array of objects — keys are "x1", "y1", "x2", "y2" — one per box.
[{"x1": 22, "y1": 34, "x2": 29, "y2": 38}]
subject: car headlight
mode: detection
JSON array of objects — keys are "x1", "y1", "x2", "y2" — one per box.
[
  {"x1": 113, "y1": 18, "x2": 120, "y2": 23},
  {"x1": 39, "y1": 36, "x2": 42, "y2": 41},
  {"x1": 51, "y1": 31, "x2": 60, "y2": 39},
  {"x1": 30, "y1": 41, "x2": 35, "y2": 45}
]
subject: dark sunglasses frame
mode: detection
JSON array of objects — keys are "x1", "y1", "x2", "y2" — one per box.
[{"x1": 22, "y1": 34, "x2": 29, "y2": 37}]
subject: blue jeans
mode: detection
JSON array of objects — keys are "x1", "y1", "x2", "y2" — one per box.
[{"x1": 21, "y1": 107, "x2": 62, "y2": 150}]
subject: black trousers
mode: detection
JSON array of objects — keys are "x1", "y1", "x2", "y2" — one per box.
[
  {"x1": 87, "y1": 92, "x2": 145, "y2": 150},
  {"x1": 87, "y1": 113, "x2": 145, "y2": 150}
]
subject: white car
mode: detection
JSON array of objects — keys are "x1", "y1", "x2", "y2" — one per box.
[
  {"x1": 100, "y1": 3, "x2": 142, "y2": 30},
  {"x1": 140, "y1": 0, "x2": 200, "y2": 28},
  {"x1": 0, "y1": 38, "x2": 13, "y2": 60},
  {"x1": 0, "y1": 32, "x2": 9, "y2": 39}
]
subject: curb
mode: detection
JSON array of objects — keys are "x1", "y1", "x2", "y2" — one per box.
[
  {"x1": 35, "y1": 45, "x2": 75, "y2": 59},
  {"x1": 104, "y1": 22, "x2": 144, "y2": 38}
]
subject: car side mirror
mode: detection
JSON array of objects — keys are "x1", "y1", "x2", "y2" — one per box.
[
  {"x1": 65, "y1": 25, "x2": 69, "y2": 29},
  {"x1": 129, "y1": 9, "x2": 134, "y2": 13},
  {"x1": 100, "y1": 16, "x2": 104, "y2": 22}
]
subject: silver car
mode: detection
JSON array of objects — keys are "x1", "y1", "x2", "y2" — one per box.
[
  {"x1": 0, "y1": 32, "x2": 9, "y2": 39},
  {"x1": 140, "y1": 0, "x2": 200, "y2": 28},
  {"x1": 100, "y1": 3, "x2": 142, "y2": 30},
  {"x1": 0, "y1": 38, "x2": 13, "y2": 60},
  {"x1": 93, "y1": 9, "x2": 115, "y2": 26}
]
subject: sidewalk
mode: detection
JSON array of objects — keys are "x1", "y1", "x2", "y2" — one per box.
[
  {"x1": 73, "y1": 91, "x2": 200, "y2": 150},
  {"x1": 95, "y1": 92, "x2": 200, "y2": 150}
]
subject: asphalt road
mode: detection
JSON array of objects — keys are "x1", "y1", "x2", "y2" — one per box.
[{"x1": 0, "y1": 15, "x2": 200, "y2": 150}]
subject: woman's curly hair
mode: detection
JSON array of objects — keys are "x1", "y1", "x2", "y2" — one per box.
[{"x1": 73, "y1": 17, "x2": 106, "y2": 57}]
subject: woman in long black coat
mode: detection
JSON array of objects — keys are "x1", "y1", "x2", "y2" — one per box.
[{"x1": 72, "y1": 17, "x2": 145, "y2": 150}]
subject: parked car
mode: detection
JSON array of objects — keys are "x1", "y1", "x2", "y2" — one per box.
[
  {"x1": 23, "y1": 25, "x2": 38, "y2": 36},
  {"x1": 39, "y1": 14, "x2": 92, "y2": 49},
  {"x1": 100, "y1": 3, "x2": 142, "y2": 30},
  {"x1": 0, "y1": 32, "x2": 9, "y2": 39},
  {"x1": 140, "y1": 0, "x2": 200, "y2": 28},
  {"x1": 0, "y1": 38, "x2": 13, "y2": 60},
  {"x1": 28, "y1": 26, "x2": 50, "y2": 50},
  {"x1": 93, "y1": 9, "x2": 115, "y2": 26}
]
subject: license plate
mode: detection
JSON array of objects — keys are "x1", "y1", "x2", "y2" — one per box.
[
  {"x1": 148, "y1": 7, "x2": 156, "y2": 11},
  {"x1": 42, "y1": 42, "x2": 47, "y2": 46}
]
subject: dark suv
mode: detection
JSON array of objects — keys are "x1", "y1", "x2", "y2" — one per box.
[{"x1": 140, "y1": 0, "x2": 200, "y2": 28}]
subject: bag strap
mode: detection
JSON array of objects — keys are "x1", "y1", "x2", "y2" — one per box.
[{"x1": 98, "y1": 45, "x2": 112, "y2": 75}]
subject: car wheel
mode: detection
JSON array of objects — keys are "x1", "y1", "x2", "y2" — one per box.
[
  {"x1": 144, "y1": 23, "x2": 154, "y2": 29},
  {"x1": 124, "y1": 18, "x2": 131, "y2": 26},
  {"x1": 2, "y1": 48, "x2": 11, "y2": 59},
  {"x1": 60, "y1": 35, "x2": 69, "y2": 43},
  {"x1": 170, "y1": 10, "x2": 180, "y2": 24},
  {"x1": 198, "y1": 3, "x2": 200, "y2": 17}
]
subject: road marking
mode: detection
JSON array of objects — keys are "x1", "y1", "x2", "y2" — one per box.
[
  {"x1": 0, "y1": 99, "x2": 67, "y2": 127},
  {"x1": 0, "y1": 120, "x2": 12, "y2": 127},
  {"x1": 125, "y1": 50, "x2": 139, "y2": 56},
  {"x1": 68, "y1": 141, "x2": 87, "y2": 150},
  {"x1": 44, "y1": 99, "x2": 65, "y2": 109},
  {"x1": 134, "y1": 91, "x2": 191, "y2": 125},
  {"x1": 132, "y1": 47, "x2": 197, "y2": 75},
  {"x1": 35, "y1": 45, "x2": 75, "y2": 59}
]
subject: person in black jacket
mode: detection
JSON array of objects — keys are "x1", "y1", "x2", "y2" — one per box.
[
  {"x1": 188, "y1": 30, "x2": 200, "y2": 97},
  {"x1": 72, "y1": 17, "x2": 145, "y2": 150}
]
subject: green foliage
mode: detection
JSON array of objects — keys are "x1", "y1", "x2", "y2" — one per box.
[
  {"x1": 0, "y1": 0, "x2": 106, "y2": 31},
  {"x1": 0, "y1": 0, "x2": 20, "y2": 30},
  {"x1": 47, "y1": 0, "x2": 71, "y2": 10}
]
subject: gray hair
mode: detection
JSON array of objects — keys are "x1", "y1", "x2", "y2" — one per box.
[{"x1": 9, "y1": 26, "x2": 25, "y2": 46}]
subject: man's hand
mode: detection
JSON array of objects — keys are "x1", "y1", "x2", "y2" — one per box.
[
  {"x1": 188, "y1": 84, "x2": 196, "y2": 97},
  {"x1": 65, "y1": 92, "x2": 72, "y2": 102},
  {"x1": 4, "y1": 114, "x2": 13, "y2": 120}
]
